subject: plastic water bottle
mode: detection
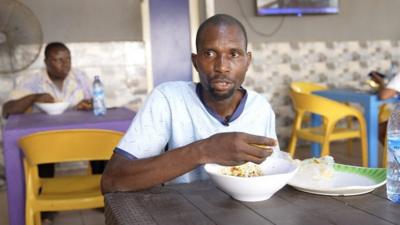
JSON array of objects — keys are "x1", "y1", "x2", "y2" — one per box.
[
  {"x1": 92, "y1": 75, "x2": 107, "y2": 116},
  {"x1": 386, "y1": 103, "x2": 400, "y2": 203}
]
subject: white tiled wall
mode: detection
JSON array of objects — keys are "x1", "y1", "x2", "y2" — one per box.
[{"x1": 246, "y1": 40, "x2": 400, "y2": 148}]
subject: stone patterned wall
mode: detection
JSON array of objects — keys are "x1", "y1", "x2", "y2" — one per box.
[
  {"x1": 1, "y1": 40, "x2": 400, "y2": 149},
  {"x1": 246, "y1": 40, "x2": 400, "y2": 148}
]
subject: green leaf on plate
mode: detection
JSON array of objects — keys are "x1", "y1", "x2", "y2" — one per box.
[{"x1": 334, "y1": 164, "x2": 386, "y2": 183}]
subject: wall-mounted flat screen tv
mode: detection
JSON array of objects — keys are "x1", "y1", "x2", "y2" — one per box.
[{"x1": 256, "y1": 0, "x2": 339, "y2": 16}]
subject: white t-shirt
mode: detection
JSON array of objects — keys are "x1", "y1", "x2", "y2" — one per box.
[
  {"x1": 387, "y1": 72, "x2": 400, "y2": 93},
  {"x1": 117, "y1": 81, "x2": 279, "y2": 184},
  {"x1": 7, "y1": 69, "x2": 92, "y2": 107}
]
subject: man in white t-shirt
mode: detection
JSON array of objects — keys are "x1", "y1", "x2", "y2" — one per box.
[
  {"x1": 2, "y1": 42, "x2": 93, "y2": 118},
  {"x1": 101, "y1": 14, "x2": 279, "y2": 193}
]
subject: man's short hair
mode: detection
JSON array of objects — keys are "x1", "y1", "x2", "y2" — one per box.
[
  {"x1": 195, "y1": 14, "x2": 248, "y2": 51},
  {"x1": 44, "y1": 42, "x2": 70, "y2": 59}
]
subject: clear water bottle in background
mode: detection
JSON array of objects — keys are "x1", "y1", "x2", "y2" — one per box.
[
  {"x1": 92, "y1": 75, "x2": 107, "y2": 116},
  {"x1": 386, "y1": 103, "x2": 400, "y2": 203}
]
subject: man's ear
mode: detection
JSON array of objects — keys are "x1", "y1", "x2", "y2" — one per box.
[
  {"x1": 246, "y1": 51, "x2": 252, "y2": 69},
  {"x1": 44, "y1": 57, "x2": 49, "y2": 67},
  {"x1": 191, "y1": 53, "x2": 199, "y2": 71}
]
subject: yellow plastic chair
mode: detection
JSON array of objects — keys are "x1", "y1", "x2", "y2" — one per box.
[
  {"x1": 379, "y1": 104, "x2": 391, "y2": 123},
  {"x1": 288, "y1": 90, "x2": 368, "y2": 167},
  {"x1": 289, "y1": 82, "x2": 328, "y2": 127},
  {"x1": 290, "y1": 81, "x2": 355, "y2": 154},
  {"x1": 290, "y1": 81, "x2": 327, "y2": 94},
  {"x1": 289, "y1": 82, "x2": 327, "y2": 130},
  {"x1": 382, "y1": 135, "x2": 388, "y2": 167},
  {"x1": 19, "y1": 129, "x2": 123, "y2": 225}
]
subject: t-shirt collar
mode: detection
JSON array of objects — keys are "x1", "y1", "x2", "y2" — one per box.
[
  {"x1": 195, "y1": 83, "x2": 248, "y2": 126},
  {"x1": 44, "y1": 69, "x2": 72, "y2": 86}
]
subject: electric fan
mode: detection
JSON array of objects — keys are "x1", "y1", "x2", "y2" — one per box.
[{"x1": 0, "y1": 0, "x2": 43, "y2": 74}]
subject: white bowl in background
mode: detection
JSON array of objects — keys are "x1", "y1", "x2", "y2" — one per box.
[
  {"x1": 204, "y1": 157, "x2": 298, "y2": 202},
  {"x1": 35, "y1": 102, "x2": 69, "y2": 115}
]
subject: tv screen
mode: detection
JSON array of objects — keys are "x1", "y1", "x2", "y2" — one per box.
[{"x1": 256, "y1": 0, "x2": 339, "y2": 16}]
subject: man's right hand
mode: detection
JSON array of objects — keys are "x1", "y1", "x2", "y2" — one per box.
[
  {"x1": 2, "y1": 93, "x2": 56, "y2": 118},
  {"x1": 102, "y1": 132, "x2": 277, "y2": 193},
  {"x1": 196, "y1": 132, "x2": 277, "y2": 166},
  {"x1": 75, "y1": 99, "x2": 93, "y2": 111}
]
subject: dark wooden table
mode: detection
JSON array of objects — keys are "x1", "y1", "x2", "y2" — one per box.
[{"x1": 104, "y1": 181, "x2": 400, "y2": 225}]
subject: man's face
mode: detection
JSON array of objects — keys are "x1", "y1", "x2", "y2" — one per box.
[
  {"x1": 192, "y1": 24, "x2": 251, "y2": 101},
  {"x1": 45, "y1": 48, "x2": 71, "y2": 80}
]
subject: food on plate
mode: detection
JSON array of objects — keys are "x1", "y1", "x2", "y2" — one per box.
[
  {"x1": 297, "y1": 156, "x2": 335, "y2": 181},
  {"x1": 220, "y1": 162, "x2": 263, "y2": 177}
]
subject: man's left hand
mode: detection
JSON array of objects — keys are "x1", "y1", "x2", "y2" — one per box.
[{"x1": 75, "y1": 99, "x2": 93, "y2": 110}]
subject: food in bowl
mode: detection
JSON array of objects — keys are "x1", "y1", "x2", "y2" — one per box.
[
  {"x1": 35, "y1": 102, "x2": 69, "y2": 115},
  {"x1": 220, "y1": 162, "x2": 263, "y2": 177},
  {"x1": 205, "y1": 155, "x2": 298, "y2": 202}
]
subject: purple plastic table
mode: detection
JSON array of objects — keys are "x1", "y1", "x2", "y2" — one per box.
[{"x1": 2, "y1": 107, "x2": 135, "y2": 225}]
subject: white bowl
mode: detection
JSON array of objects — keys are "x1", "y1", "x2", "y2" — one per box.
[
  {"x1": 204, "y1": 157, "x2": 298, "y2": 202},
  {"x1": 35, "y1": 102, "x2": 69, "y2": 115}
]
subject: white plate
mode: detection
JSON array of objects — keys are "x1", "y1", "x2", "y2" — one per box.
[{"x1": 288, "y1": 164, "x2": 386, "y2": 196}]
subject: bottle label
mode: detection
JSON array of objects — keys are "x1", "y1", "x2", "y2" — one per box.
[
  {"x1": 387, "y1": 136, "x2": 400, "y2": 169},
  {"x1": 93, "y1": 91, "x2": 105, "y2": 99},
  {"x1": 388, "y1": 136, "x2": 400, "y2": 152},
  {"x1": 387, "y1": 135, "x2": 400, "y2": 203}
]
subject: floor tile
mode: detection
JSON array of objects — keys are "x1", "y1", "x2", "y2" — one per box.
[
  {"x1": 52, "y1": 210, "x2": 84, "y2": 225},
  {"x1": 81, "y1": 209, "x2": 106, "y2": 225}
]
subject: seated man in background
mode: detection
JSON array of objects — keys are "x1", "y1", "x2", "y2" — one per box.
[
  {"x1": 2, "y1": 42, "x2": 92, "y2": 118},
  {"x1": 2, "y1": 42, "x2": 95, "y2": 223},
  {"x1": 101, "y1": 14, "x2": 279, "y2": 193},
  {"x1": 370, "y1": 70, "x2": 400, "y2": 143},
  {"x1": 2, "y1": 42, "x2": 100, "y2": 179}
]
